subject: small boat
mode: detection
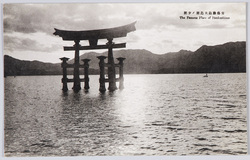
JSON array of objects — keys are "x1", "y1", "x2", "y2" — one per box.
[{"x1": 203, "y1": 73, "x2": 208, "y2": 77}]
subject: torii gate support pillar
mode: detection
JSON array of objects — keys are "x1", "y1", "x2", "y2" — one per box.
[
  {"x1": 117, "y1": 57, "x2": 126, "y2": 90},
  {"x1": 60, "y1": 57, "x2": 70, "y2": 92},
  {"x1": 97, "y1": 56, "x2": 107, "y2": 93}
]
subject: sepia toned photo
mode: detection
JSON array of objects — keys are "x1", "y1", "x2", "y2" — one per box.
[{"x1": 3, "y1": 2, "x2": 247, "y2": 157}]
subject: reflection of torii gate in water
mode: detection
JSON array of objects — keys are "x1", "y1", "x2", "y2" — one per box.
[{"x1": 54, "y1": 22, "x2": 136, "y2": 92}]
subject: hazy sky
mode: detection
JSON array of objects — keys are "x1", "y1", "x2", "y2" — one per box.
[{"x1": 3, "y1": 3, "x2": 246, "y2": 63}]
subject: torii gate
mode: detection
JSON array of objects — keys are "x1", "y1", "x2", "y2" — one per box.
[{"x1": 54, "y1": 22, "x2": 136, "y2": 92}]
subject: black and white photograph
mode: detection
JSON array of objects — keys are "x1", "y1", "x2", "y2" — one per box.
[{"x1": 1, "y1": 0, "x2": 248, "y2": 158}]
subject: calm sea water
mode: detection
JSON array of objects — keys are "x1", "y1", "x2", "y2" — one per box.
[{"x1": 4, "y1": 74, "x2": 247, "y2": 156}]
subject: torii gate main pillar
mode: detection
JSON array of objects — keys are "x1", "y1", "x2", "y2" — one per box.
[
  {"x1": 107, "y1": 38, "x2": 117, "y2": 91},
  {"x1": 72, "y1": 40, "x2": 81, "y2": 91}
]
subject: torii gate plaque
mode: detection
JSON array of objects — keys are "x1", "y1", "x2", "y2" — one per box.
[{"x1": 54, "y1": 22, "x2": 136, "y2": 92}]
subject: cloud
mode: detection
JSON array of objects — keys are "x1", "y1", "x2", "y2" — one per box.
[
  {"x1": 3, "y1": 3, "x2": 246, "y2": 35},
  {"x1": 232, "y1": 19, "x2": 246, "y2": 28},
  {"x1": 4, "y1": 34, "x2": 61, "y2": 52},
  {"x1": 4, "y1": 4, "x2": 47, "y2": 33},
  {"x1": 163, "y1": 39, "x2": 173, "y2": 44},
  {"x1": 3, "y1": 4, "x2": 136, "y2": 36},
  {"x1": 3, "y1": 3, "x2": 246, "y2": 63},
  {"x1": 134, "y1": 3, "x2": 246, "y2": 30},
  {"x1": 127, "y1": 34, "x2": 140, "y2": 43}
]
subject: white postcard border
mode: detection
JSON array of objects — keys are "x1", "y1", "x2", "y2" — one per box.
[{"x1": 0, "y1": 0, "x2": 249, "y2": 160}]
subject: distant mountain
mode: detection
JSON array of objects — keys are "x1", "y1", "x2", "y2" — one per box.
[
  {"x1": 75, "y1": 49, "x2": 162, "y2": 74},
  {"x1": 156, "y1": 41, "x2": 246, "y2": 73},
  {"x1": 192, "y1": 42, "x2": 246, "y2": 73},
  {"x1": 76, "y1": 41, "x2": 246, "y2": 74},
  {"x1": 4, "y1": 41, "x2": 246, "y2": 76},
  {"x1": 4, "y1": 55, "x2": 99, "y2": 76},
  {"x1": 4, "y1": 55, "x2": 62, "y2": 76}
]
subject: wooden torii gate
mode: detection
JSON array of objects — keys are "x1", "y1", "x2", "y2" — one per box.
[{"x1": 54, "y1": 22, "x2": 136, "y2": 92}]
